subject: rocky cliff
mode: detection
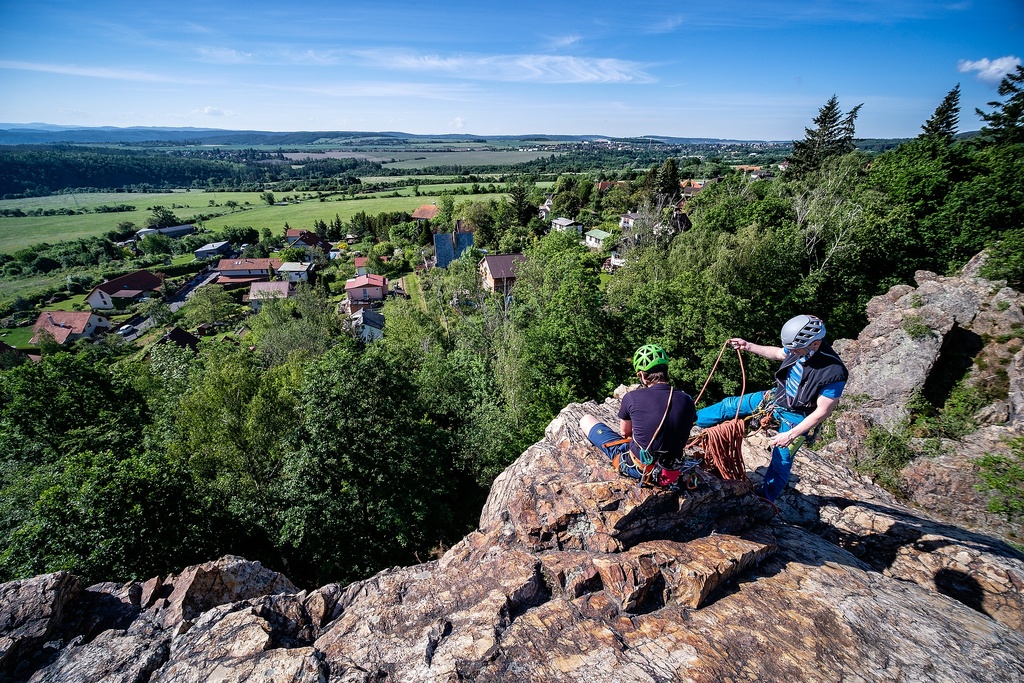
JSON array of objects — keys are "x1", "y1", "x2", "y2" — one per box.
[{"x1": 2, "y1": 267, "x2": 1024, "y2": 682}]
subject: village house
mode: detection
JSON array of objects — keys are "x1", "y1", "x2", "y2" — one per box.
[
  {"x1": 136, "y1": 224, "x2": 194, "y2": 239},
  {"x1": 412, "y1": 204, "x2": 439, "y2": 222},
  {"x1": 353, "y1": 256, "x2": 369, "y2": 276},
  {"x1": 194, "y1": 241, "x2": 232, "y2": 260},
  {"x1": 538, "y1": 197, "x2": 553, "y2": 220},
  {"x1": 285, "y1": 229, "x2": 332, "y2": 253},
  {"x1": 350, "y1": 308, "x2": 385, "y2": 343},
  {"x1": 30, "y1": 310, "x2": 111, "y2": 345},
  {"x1": 603, "y1": 252, "x2": 626, "y2": 273},
  {"x1": 246, "y1": 281, "x2": 293, "y2": 312},
  {"x1": 619, "y1": 213, "x2": 640, "y2": 230},
  {"x1": 479, "y1": 254, "x2": 525, "y2": 295},
  {"x1": 433, "y1": 220, "x2": 475, "y2": 268},
  {"x1": 344, "y1": 273, "x2": 389, "y2": 313},
  {"x1": 595, "y1": 181, "x2": 627, "y2": 193},
  {"x1": 277, "y1": 261, "x2": 314, "y2": 283},
  {"x1": 86, "y1": 270, "x2": 164, "y2": 310},
  {"x1": 584, "y1": 228, "x2": 612, "y2": 251},
  {"x1": 215, "y1": 258, "x2": 282, "y2": 288},
  {"x1": 551, "y1": 217, "x2": 582, "y2": 235},
  {"x1": 155, "y1": 326, "x2": 201, "y2": 353}
]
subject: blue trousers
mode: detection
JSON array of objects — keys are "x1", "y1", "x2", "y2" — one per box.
[{"x1": 695, "y1": 390, "x2": 802, "y2": 502}]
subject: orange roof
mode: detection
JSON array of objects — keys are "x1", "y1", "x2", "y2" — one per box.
[
  {"x1": 216, "y1": 258, "x2": 282, "y2": 272},
  {"x1": 248, "y1": 281, "x2": 292, "y2": 300},
  {"x1": 31, "y1": 311, "x2": 98, "y2": 345},
  {"x1": 412, "y1": 205, "x2": 439, "y2": 220},
  {"x1": 346, "y1": 274, "x2": 388, "y2": 289}
]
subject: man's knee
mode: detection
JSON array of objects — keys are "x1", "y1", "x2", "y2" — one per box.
[{"x1": 579, "y1": 414, "x2": 600, "y2": 435}]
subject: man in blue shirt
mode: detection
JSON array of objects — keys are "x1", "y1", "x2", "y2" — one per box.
[{"x1": 695, "y1": 315, "x2": 848, "y2": 502}]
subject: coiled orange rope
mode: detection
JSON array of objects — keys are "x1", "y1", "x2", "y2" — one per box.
[{"x1": 688, "y1": 341, "x2": 750, "y2": 481}]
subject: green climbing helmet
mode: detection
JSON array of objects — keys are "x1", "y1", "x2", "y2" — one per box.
[{"x1": 633, "y1": 344, "x2": 669, "y2": 373}]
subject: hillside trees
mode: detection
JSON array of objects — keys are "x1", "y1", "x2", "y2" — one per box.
[{"x1": 278, "y1": 344, "x2": 457, "y2": 586}]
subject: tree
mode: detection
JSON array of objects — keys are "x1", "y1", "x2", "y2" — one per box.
[
  {"x1": 146, "y1": 206, "x2": 180, "y2": 229},
  {"x1": 977, "y1": 65, "x2": 1024, "y2": 145},
  {"x1": 656, "y1": 158, "x2": 681, "y2": 199},
  {"x1": 504, "y1": 175, "x2": 536, "y2": 227},
  {"x1": 278, "y1": 344, "x2": 456, "y2": 586},
  {"x1": 788, "y1": 95, "x2": 863, "y2": 175},
  {"x1": 0, "y1": 448, "x2": 225, "y2": 583},
  {"x1": 139, "y1": 233, "x2": 172, "y2": 256},
  {"x1": 920, "y1": 84, "x2": 961, "y2": 143},
  {"x1": 260, "y1": 191, "x2": 276, "y2": 205},
  {"x1": 222, "y1": 226, "x2": 259, "y2": 246},
  {"x1": 180, "y1": 284, "x2": 235, "y2": 328}
]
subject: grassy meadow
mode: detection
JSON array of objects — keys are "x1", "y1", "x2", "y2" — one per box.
[
  {"x1": 0, "y1": 187, "x2": 529, "y2": 255},
  {"x1": 380, "y1": 149, "x2": 558, "y2": 169}
]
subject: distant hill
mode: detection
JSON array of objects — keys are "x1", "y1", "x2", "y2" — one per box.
[{"x1": 0, "y1": 124, "x2": 796, "y2": 146}]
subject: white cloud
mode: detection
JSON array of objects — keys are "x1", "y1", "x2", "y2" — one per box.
[
  {"x1": 958, "y1": 55, "x2": 1021, "y2": 84},
  {"x1": 277, "y1": 49, "x2": 341, "y2": 65},
  {"x1": 267, "y1": 81, "x2": 473, "y2": 101},
  {"x1": 0, "y1": 60, "x2": 208, "y2": 84},
  {"x1": 648, "y1": 16, "x2": 685, "y2": 33},
  {"x1": 188, "y1": 106, "x2": 232, "y2": 118},
  {"x1": 358, "y1": 51, "x2": 654, "y2": 84},
  {"x1": 547, "y1": 34, "x2": 582, "y2": 49},
  {"x1": 196, "y1": 47, "x2": 254, "y2": 64},
  {"x1": 451, "y1": 116, "x2": 465, "y2": 129}
]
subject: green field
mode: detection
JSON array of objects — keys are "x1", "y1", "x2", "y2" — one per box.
[
  {"x1": 199, "y1": 192, "x2": 511, "y2": 234},
  {"x1": 0, "y1": 191, "x2": 266, "y2": 254},
  {"x1": 381, "y1": 150, "x2": 559, "y2": 169},
  {"x1": 0, "y1": 325, "x2": 34, "y2": 348},
  {"x1": 0, "y1": 189, "x2": 520, "y2": 254}
]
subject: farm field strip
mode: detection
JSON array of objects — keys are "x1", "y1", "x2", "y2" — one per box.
[{"x1": 0, "y1": 191, "x2": 516, "y2": 254}]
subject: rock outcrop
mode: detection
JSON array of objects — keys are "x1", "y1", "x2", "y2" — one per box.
[{"x1": 3, "y1": 267, "x2": 1024, "y2": 682}]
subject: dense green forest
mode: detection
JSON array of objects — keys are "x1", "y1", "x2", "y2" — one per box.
[
  {"x1": 1, "y1": 73, "x2": 1023, "y2": 589},
  {"x1": 0, "y1": 146, "x2": 378, "y2": 198}
]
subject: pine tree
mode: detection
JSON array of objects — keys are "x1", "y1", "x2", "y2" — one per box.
[
  {"x1": 977, "y1": 65, "x2": 1024, "y2": 145},
  {"x1": 788, "y1": 95, "x2": 863, "y2": 176},
  {"x1": 920, "y1": 84, "x2": 961, "y2": 143},
  {"x1": 656, "y1": 157, "x2": 680, "y2": 198}
]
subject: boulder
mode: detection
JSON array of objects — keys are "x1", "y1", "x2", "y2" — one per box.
[{"x1": 0, "y1": 572, "x2": 81, "y2": 679}]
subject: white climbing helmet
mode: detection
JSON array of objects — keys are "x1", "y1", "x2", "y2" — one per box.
[{"x1": 780, "y1": 314, "x2": 826, "y2": 349}]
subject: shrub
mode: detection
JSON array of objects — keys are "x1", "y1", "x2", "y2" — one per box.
[
  {"x1": 976, "y1": 437, "x2": 1024, "y2": 522},
  {"x1": 901, "y1": 314, "x2": 931, "y2": 340},
  {"x1": 855, "y1": 425, "x2": 915, "y2": 495},
  {"x1": 980, "y1": 228, "x2": 1024, "y2": 290}
]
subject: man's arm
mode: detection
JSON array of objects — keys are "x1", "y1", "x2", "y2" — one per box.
[
  {"x1": 769, "y1": 394, "x2": 839, "y2": 448},
  {"x1": 620, "y1": 418, "x2": 633, "y2": 439},
  {"x1": 729, "y1": 337, "x2": 786, "y2": 362}
]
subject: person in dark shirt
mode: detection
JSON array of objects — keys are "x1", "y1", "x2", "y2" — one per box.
[
  {"x1": 696, "y1": 315, "x2": 848, "y2": 502},
  {"x1": 579, "y1": 344, "x2": 697, "y2": 487}
]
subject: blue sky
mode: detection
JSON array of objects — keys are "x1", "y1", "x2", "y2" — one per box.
[{"x1": 0, "y1": 0, "x2": 1020, "y2": 140}]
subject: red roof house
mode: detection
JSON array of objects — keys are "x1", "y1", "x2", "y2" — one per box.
[
  {"x1": 31, "y1": 311, "x2": 111, "y2": 345},
  {"x1": 479, "y1": 254, "x2": 525, "y2": 295},
  {"x1": 344, "y1": 273, "x2": 388, "y2": 313},
  {"x1": 215, "y1": 258, "x2": 282, "y2": 288},
  {"x1": 86, "y1": 270, "x2": 164, "y2": 310},
  {"x1": 285, "y1": 229, "x2": 332, "y2": 252},
  {"x1": 412, "y1": 205, "x2": 440, "y2": 221}
]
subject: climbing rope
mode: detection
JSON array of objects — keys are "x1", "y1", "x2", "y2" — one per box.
[{"x1": 687, "y1": 341, "x2": 750, "y2": 481}]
